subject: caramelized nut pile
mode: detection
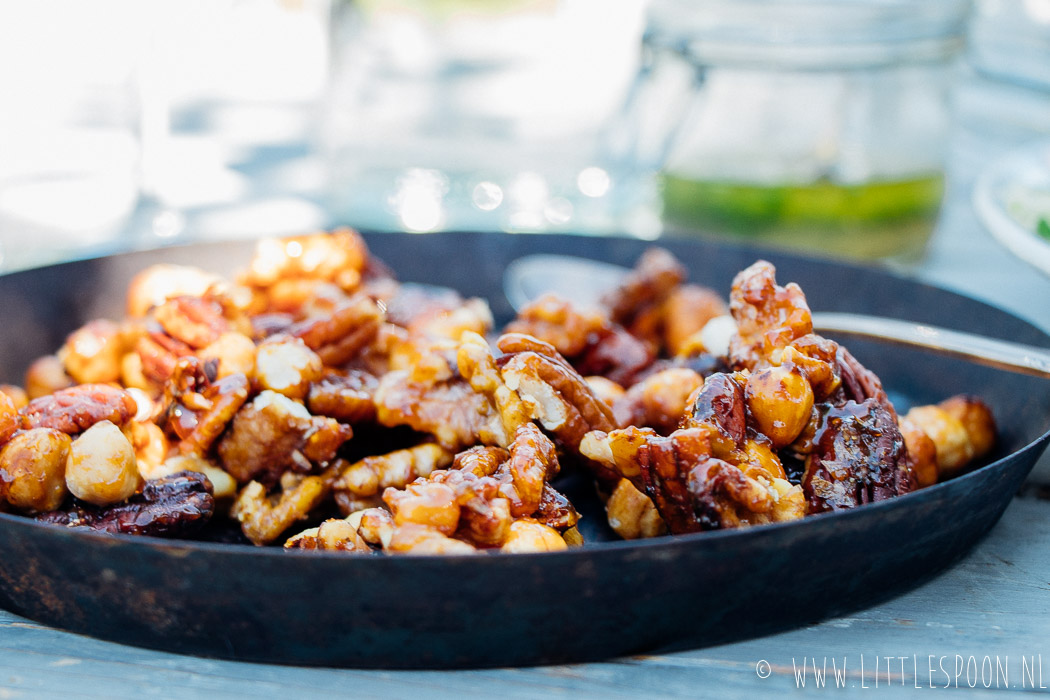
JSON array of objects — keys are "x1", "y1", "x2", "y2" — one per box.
[{"x1": 0, "y1": 230, "x2": 997, "y2": 554}]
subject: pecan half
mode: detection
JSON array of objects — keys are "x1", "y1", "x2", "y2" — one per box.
[{"x1": 37, "y1": 471, "x2": 215, "y2": 537}]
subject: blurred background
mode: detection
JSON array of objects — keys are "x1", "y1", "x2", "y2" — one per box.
[{"x1": 0, "y1": 0, "x2": 1048, "y2": 311}]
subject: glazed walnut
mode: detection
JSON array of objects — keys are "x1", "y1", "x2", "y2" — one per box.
[
  {"x1": 728, "y1": 260, "x2": 813, "y2": 370},
  {"x1": 332, "y1": 443, "x2": 453, "y2": 515},
  {"x1": 307, "y1": 371, "x2": 378, "y2": 424},
  {"x1": 232, "y1": 474, "x2": 326, "y2": 546},
  {"x1": 217, "y1": 390, "x2": 351, "y2": 485},
  {"x1": 497, "y1": 333, "x2": 616, "y2": 457},
  {"x1": 369, "y1": 424, "x2": 577, "y2": 553},
  {"x1": 581, "y1": 426, "x2": 804, "y2": 533},
  {"x1": 8, "y1": 230, "x2": 998, "y2": 554}
]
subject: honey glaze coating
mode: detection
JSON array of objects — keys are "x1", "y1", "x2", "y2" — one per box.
[{"x1": 0, "y1": 231, "x2": 997, "y2": 553}]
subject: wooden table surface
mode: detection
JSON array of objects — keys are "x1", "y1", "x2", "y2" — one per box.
[{"x1": 2, "y1": 64, "x2": 1050, "y2": 699}]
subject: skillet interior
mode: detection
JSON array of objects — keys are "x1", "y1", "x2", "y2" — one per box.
[{"x1": 0, "y1": 231, "x2": 1046, "y2": 668}]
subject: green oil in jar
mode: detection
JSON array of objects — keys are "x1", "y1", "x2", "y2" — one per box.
[{"x1": 659, "y1": 173, "x2": 945, "y2": 262}]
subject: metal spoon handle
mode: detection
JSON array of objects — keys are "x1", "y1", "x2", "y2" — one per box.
[{"x1": 812, "y1": 312, "x2": 1050, "y2": 378}]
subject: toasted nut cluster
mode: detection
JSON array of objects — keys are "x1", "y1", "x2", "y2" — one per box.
[
  {"x1": 903, "y1": 395, "x2": 996, "y2": 481},
  {"x1": 4, "y1": 232, "x2": 997, "y2": 553}
]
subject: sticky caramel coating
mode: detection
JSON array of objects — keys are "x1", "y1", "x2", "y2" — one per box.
[
  {"x1": 0, "y1": 428, "x2": 71, "y2": 512},
  {"x1": 743, "y1": 364, "x2": 814, "y2": 449},
  {"x1": 7, "y1": 232, "x2": 998, "y2": 552},
  {"x1": 333, "y1": 443, "x2": 453, "y2": 504}
]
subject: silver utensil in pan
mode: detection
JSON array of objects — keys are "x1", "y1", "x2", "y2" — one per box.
[{"x1": 504, "y1": 253, "x2": 1050, "y2": 378}]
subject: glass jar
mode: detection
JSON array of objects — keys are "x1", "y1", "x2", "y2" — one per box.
[{"x1": 622, "y1": 0, "x2": 971, "y2": 262}]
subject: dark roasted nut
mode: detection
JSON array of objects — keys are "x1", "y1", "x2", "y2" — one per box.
[
  {"x1": 0, "y1": 428, "x2": 71, "y2": 512},
  {"x1": 307, "y1": 371, "x2": 378, "y2": 424},
  {"x1": 135, "y1": 332, "x2": 189, "y2": 384},
  {"x1": 534, "y1": 484, "x2": 580, "y2": 532},
  {"x1": 613, "y1": 367, "x2": 704, "y2": 435},
  {"x1": 573, "y1": 325, "x2": 655, "y2": 387},
  {"x1": 37, "y1": 471, "x2": 215, "y2": 537},
  {"x1": 835, "y1": 345, "x2": 893, "y2": 416},
  {"x1": 22, "y1": 384, "x2": 137, "y2": 434},
  {"x1": 683, "y1": 372, "x2": 746, "y2": 456},
  {"x1": 803, "y1": 399, "x2": 914, "y2": 512},
  {"x1": 581, "y1": 425, "x2": 803, "y2": 533}
]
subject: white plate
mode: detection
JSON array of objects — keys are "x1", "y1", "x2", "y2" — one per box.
[{"x1": 974, "y1": 139, "x2": 1050, "y2": 277}]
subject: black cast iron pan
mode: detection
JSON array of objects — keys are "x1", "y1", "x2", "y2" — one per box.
[{"x1": 0, "y1": 231, "x2": 1047, "y2": 669}]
